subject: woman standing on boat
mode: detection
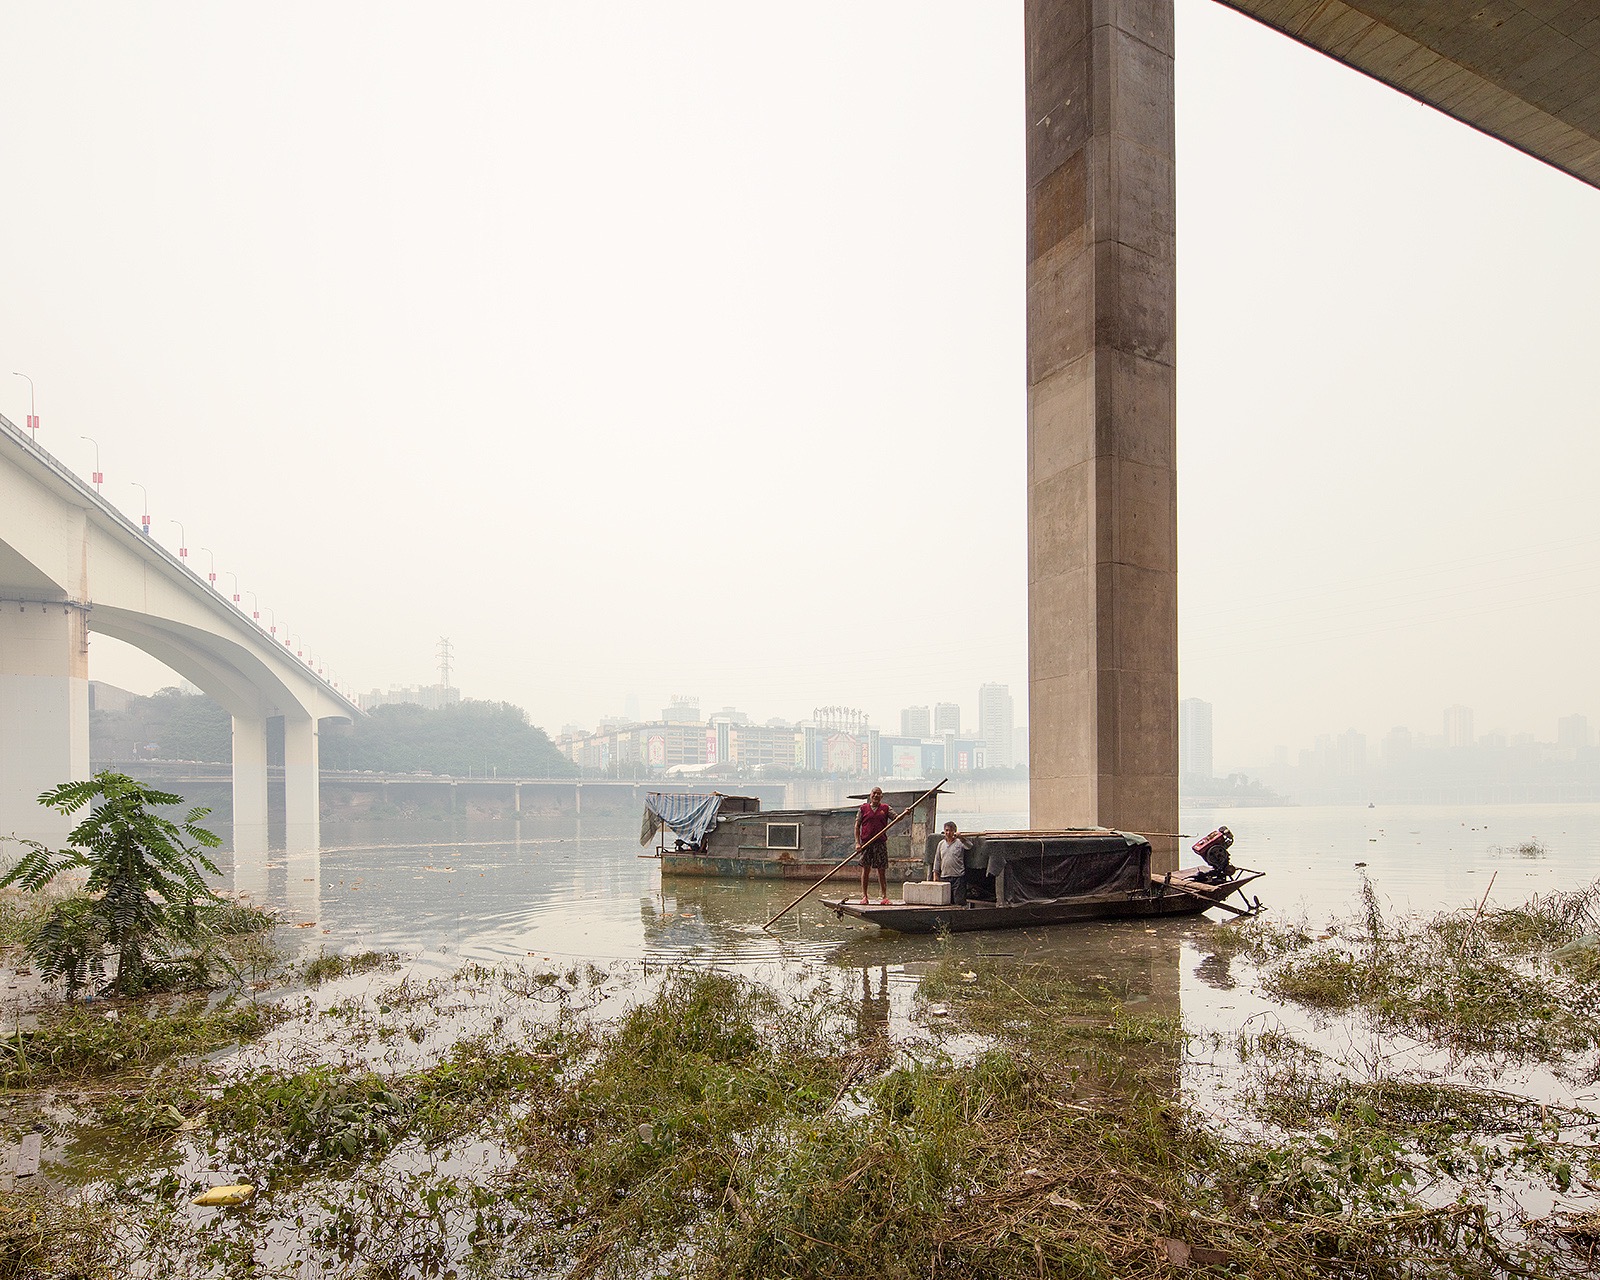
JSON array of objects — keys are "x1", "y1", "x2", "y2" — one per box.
[{"x1": 854, "y1": 787, "x2": 894, "y2": 905}]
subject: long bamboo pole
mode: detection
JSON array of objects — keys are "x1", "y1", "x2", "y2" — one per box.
[{"x1": 761, "y1": 779, "x2": 947, "y2": 931}]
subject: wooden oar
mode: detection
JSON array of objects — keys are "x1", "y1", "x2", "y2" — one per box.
[{"x1": 760, "y1": 779, "x2": 947, "y2": 931}]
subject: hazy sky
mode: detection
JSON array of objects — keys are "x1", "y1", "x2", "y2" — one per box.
[{"x1": 2, "y1": 2, "x2": 1596, "y2": 770}]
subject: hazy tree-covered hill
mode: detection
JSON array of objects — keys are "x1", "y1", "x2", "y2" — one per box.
[
  {"x1": 92, "y1": 690, "x2": 572, "y2": 778},
  {"x1": 320, "y1": 701, "x2": 573, "y2": 777},
  {"x1": 91, "y1": 688, "x2": 232, "y2": 763}
]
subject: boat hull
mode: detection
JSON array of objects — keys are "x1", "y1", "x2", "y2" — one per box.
[
  {"x1": 823, "y1": 872, "x2": 1261, "y2": 934},
  {"x1": 663, "y1": 854, "x2": 924, "y2": 881}
]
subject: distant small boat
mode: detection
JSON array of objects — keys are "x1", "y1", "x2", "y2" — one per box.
[{"x1": 824, "y1": 828, "x2": 1264, "y2": 934}]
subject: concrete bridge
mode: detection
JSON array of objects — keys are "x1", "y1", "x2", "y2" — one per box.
[
  {"x1": 0, "y1": 412, "x2": 360, "y2": 852},
  {"x1": 1026, "y1": 1, "x2": 1600, "y2": 870},
  {"x1": 104, "y1": 762, "x2": 789, "y2": 824}
]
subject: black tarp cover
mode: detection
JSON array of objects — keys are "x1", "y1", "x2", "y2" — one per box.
[{"x1": 984, "y1": 833, "x2": 1151, "y2": 904}]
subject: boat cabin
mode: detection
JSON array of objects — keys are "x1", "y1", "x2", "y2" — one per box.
[
  {"x1": 926, "y1": 830, "x2": 1153, "y2": 905},
  {"x1": 643, "y1": 788, "x2": 942, "y2": 881}
]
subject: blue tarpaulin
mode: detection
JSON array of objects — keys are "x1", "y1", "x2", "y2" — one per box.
[{"x1": 640, "y1": 792, "x2": 723, "y2": 848}]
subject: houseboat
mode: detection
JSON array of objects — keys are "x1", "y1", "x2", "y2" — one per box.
[
  {"x1": 823, "y1": 826, "x2": 1263, "y2": 933},
  {"x1": 641, "y1": 788, "x2": 942, "y2": 881}
]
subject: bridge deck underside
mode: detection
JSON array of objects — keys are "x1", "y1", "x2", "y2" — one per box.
[{"x1": 1216, "y1": 0, "x2": 1600, "y2": 189}]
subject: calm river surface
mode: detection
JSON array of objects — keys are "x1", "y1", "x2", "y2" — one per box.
[{"x1": 226, "y1": 800, "x2": 1600, "y2": 1045}]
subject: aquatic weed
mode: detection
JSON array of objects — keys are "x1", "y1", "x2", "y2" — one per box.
[
  {"x1": 302, "y1": 948, "x2": 403, "y2": 986},
  {"x1": 2, "y1": 996, "x2": 286, "y2": 1088}
]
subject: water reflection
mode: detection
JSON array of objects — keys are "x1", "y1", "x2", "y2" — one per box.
[{"x1": 856, "y1": 965, "x2": 891, "y2": 1046}]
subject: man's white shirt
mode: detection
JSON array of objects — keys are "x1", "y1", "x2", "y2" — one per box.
[{"x1": 934, "y1": 837, "x2": 970, "y2": 880}]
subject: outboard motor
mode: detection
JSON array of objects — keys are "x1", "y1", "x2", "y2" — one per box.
[{"x1": 1192, "y1": 826, "x2": 1234, "y2": 883}]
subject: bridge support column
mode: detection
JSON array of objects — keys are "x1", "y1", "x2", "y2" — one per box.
[
  {"x1": 0, "y1": 602, "x2": 89, "y2": 847},
  {"x1": 283, "y1": 714, "x2": 320, "y2": 852},
  {"x1": 230, "y1": 714, "x2": 269, "y2": 892},
  {"x1": 1025, "y1": 0, "x2": 1178, "y2": 871}
]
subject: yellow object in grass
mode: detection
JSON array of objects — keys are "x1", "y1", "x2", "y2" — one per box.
[{"x1": 192, "y1": 1183, "x2": 255, "y2": 1207}]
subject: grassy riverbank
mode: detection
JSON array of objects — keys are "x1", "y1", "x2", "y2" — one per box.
[{"x1": 4, "y1": 882, "x2": 1600, "y2": 1277}]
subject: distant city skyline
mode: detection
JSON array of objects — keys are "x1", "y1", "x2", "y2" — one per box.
[{"x1": 1195, "y1": 696, "x2": 1597, "y2": 779}]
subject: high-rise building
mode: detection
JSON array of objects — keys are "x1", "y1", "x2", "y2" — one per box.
[
  {"x1": 900, "y1": 706, "x2": 932, "y2": 738},
  {"x1": 1443, "y1": 704, "x2": 1474, "y2": 748},
  {"x1": 1382, "y1": 726, "x2": 1413, "y2": 766},
  {"x1": 933, "y1": 702, "x2": 961, "y2": 735},
  {"x1": 1178, "y1": 697, "x2": 1213, "y2": 780},
  {"x1": 1336, "y1": 728, "x2": 1366, "y2": 776},
  {"x1": 1557, "y1": 714, "x2": 1591, "y2": 749},
  {"x1": 662, "y1": 696, "x2": 701, "y2": 724},
  {"x1": 977, "y1": 684, "x2": 1014, "y2": 768}
]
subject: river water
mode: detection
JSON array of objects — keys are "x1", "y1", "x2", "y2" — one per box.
[
  {"x1": 229, "y1": 799, "x2": 1600, "y2": 1052},
  {"x1": 240, "y1": 801, "x2": 1600, "y2": 954}
]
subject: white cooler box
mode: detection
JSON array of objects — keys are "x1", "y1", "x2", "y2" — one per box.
[{"x1": 902, "y1": 879, "x2": 952, "y2": 906}]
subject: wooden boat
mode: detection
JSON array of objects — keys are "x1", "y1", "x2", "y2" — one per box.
[
  {"x1": 643, "y1": 787, "x2": 942, "y2": 882},
  {"x1": 822, "y1": 828, "x2": 1264, "y2": 934}
]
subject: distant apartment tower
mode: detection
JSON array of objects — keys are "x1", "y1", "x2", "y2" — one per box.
[
  {"x1": 1336, "y1": 728, "x2": 1366, "y2": 776},
  {"x1": 1178, "y1": 697, "x2": 1214, "y2": 780},
  {"x1": 1557, "y1": 714, "x2": 1592, "y2": 749},
  {"x1": 900, "y1": 706, "x2": 932, "y2": 738},
  {"x1": 662, "y1": 696, "x2": 701, "y2": 724},
  {"x1": 977, "y1": 684, "x2": 1014, "y2": 768},
  {"x1": 1443, "y1": 704, "x2": 1474, "y2": 748},
  {"x1": 933, "y1": 702, "x2": 961, "y2": 736},
  {"x1": 1382, "y1": 726, "x2": 1413, "y2": 766}
]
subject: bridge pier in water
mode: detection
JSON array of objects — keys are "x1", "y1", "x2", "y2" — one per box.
[
  {"x1": 1025, "y1": 0, "x2": 1178, "y2": 872},
  {"x1": 0, "y1": 601, "x2": 90, "y2": 846},
  {"x1": 230, "y1": 713, "x2": 270, "y2": 892},
  {"x1": 283, "y1": 714, "x2": 321, "y2": 852}
]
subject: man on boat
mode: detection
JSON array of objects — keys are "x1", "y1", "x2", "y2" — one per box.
[
  {"x1": 854, "y1": 786, "x2": 894, "y2": 905},
  {"x1": 933, "y1": 820, "x2": 973, "y2": 906}
]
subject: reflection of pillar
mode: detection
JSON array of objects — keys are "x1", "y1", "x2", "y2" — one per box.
[
  {"x1": 283, "y1": 714, "x2": 320, "y2": 852},
  {"x1": 1025, "y1": 1, "x2": 1178, "y2": 872},
  {"x1": 0, "y1": 603, "x2": 89, "y2": 846},
  {"x1": 285, "y1": 843, "x2": 321, "y2": 924},
  {"x1": 230, "y1": 713, "x2": 269, "y2": 894}
]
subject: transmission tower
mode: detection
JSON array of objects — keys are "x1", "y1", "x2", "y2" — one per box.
[{"x1": 436, "y1": 636, "x2": 454, "y2": 689}]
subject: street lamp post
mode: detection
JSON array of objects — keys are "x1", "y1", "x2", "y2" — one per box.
[
  {"x1": 265, "y1": 607, "x2": 277, "y2": 638},
  {"x1": 80, "y1": 436, "x2": 103, "y2": 491},
  {"x1": 131, "y1": 483, "x2": 150, "y2": 536},
  {"x1": 246, "y1": 590, "x2": 260, "y2": 622},
  {"x1": 199, "y1": 547, "x2": 217, "y2": 587},
  {"x1": 11, "y1": 373, "x2": 38, "y2": 440},
  {"x1": 227, "y1": 572, "x2": 241, "y2": 604},
  {"x1": 170, "y1": 520, "x2": 188, "y2": 563}
]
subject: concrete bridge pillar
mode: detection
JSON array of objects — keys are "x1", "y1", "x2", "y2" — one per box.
[
  {"x1": 230, "y1": 713, "x2": 269, "y2": 891},
  {"x1": 283, "y1": 713, "x2": 320, "y2": 851},
  {"x1": 0, "y1": 601, "x2": 89, "y2": 847},
  {"x1": 1025, "y1": 0, "x2": 1178, "y2": 870}
]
